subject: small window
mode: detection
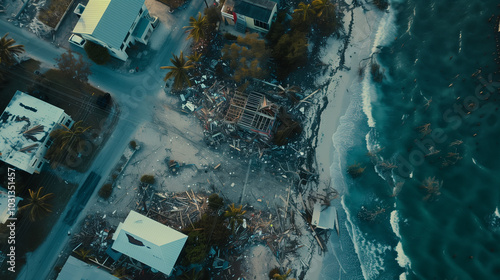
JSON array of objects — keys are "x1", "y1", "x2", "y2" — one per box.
[
  {"x1": 65, "y1": 119, "x2": 72, "y2": 127},
  {"x1": 32, "y1": 159, "x2": 37, "y2": 167},
  {"x1": 139, "y1": 8, "x2": 143, "y2": 15},
  {"x1": 254, "y1": 19, "x2": 269, "y2": 30},
  {"x1": 124, "y1": 31, "x2": 131, "y2": 43},
  {"x1": 37, "y1": 161, "x2": 43, "y2": 168},
  {"x1": 120, "y1": 43, "x2": 125, "y2": 50}
]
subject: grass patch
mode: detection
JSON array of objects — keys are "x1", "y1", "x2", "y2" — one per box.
[
  {"x1": 156, "y1": 0, "x2": 187, "y2": 10},
  {"x1": 38, "y1": 0, "x2": 73, "y2": 28}
]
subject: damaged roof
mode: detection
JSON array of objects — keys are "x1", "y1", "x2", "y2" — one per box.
[
  {"x1": 0, "y1": 91, "x2": 67, "y2": 174},
  {"x1": 224, "y1": 91, "x2": 279, "y2": 140},
  {"x1": 111, "y1": 210, "x2": 187, "y2": 276}
]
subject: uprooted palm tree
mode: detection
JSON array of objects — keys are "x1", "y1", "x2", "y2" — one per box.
[
  {"x1": 272, "y1": 268, "x2": 296, "y2": 280},
  {"x1": 184, "y1": 12, "x2": 209, "y2": 42},
  {"x1": 161, "y1": 51, "x2": 194, "y2": 91},
  {"x1": 224, "y1": 203, "x2": 246, "y2": 233},
  {"x1": 73, "y1": 247, "x2": 93, "y2": 262},
  {"x1": 18, "y1": 187, "x2": 54, "y2": 221},
  {"x1": 0, "y1": 33, "x2": 25, "y2": 66}
]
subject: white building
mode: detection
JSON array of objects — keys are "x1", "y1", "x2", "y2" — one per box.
[
  {"x1": 222, "y1": 0, "x2": 278, "y2": 33},
  {"x1": 0, "y1": 91, "x2": 73, "y2": 174},
  {"x1": 112, "y1": 210, "x2": 187, "y2": 276},
  {"x1": 311, "y1": 202, "x2": 338, "y2": 231},
  {"x1": 72, "y1": 0, "x2": 155, "y2": 61},
  {"x1": 0, "y1": 187, "x2": 22, "y2": 224},
  {"x1": 57, "y1": 256, "x2": 119, "y2": 280}
]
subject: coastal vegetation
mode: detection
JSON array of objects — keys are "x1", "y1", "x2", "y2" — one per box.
[
  {"x1": 270, "y1": 268, "x2": 296, "y2": 280},
  {"x1": 45, "y1": 120, "x2": 91, "y2": 168},
  {"x1": 161, "y1": 51, "x2": 194, "y2": 91},
  {"x1": 56, "y1": 51, "x2": 91, "y2": 83},
  {"x1": 221, "y1": 33, "x2": 270, "y2": 82},
  {"x1": 18, "y1": 187, "x2": 54, "y2": 221},
  {"x1": 140, "y1": 174, "x2": 156, "y2": 184},
  {"x1": 224, "y1": 203, "x2": 246, "y2": 233},
  {"x1": 98, "y1": 183, "x2": 113, "y2": 199},
  {"x1": 184, "y1": 13, "x2": 209, "y2": 43},
  {"x1": 0, "y1": 33, "x2": 25, "y2": 67},
  {"x1": 84, "y1": 41, "x2": 111, "y2": 65},
  {"x1": 129, "y1": 140, "x2": 137, "y2": 149}
]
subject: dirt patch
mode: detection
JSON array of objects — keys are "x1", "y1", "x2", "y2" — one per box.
[{"x1": 38, "y1": 0, "x2": 73, "y2": 28}]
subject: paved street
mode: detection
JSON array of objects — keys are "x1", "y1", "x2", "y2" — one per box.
[{"x1": 0, "y1": 0, "x2": 207, "y2": 279}]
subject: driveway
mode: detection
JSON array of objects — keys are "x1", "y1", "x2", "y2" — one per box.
[{"x1": 0, "y1": 1, "x2": 206, "y2": 279}]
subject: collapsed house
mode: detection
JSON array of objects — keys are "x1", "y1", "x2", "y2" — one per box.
[{"x1": 224, "y1": 91, "x2": 279, "y2": 141}]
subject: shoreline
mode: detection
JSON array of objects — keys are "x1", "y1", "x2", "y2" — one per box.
[{"x1": 303, "y1": 2, "x2": 388, "y2": 279}]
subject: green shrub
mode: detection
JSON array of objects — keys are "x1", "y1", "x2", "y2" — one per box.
[
  {"x1": 98, "y1": 183, "x2": 113, "y2": 199},
  {"x1": 208, "y1": 194, "x2": 224, "y2": 210},
  {"x1": 140, "y1": 175, "x2": 155, "y2": 184},
  {"x1": 130, "y1": 140, "x2": 137, "y2": 149},
  {"x1": 84, "y1": 41, "x2": 110, "y2": 65}
]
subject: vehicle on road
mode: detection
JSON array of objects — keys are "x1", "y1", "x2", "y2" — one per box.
[{"x1": 69, "y1": 34, "x2": 86, "y2": 47}]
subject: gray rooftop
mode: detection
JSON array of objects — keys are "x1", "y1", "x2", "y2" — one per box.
[
  {"x1": 235, "y1": 0, "x2": 277, "y2": 23},
  {"x1": 57, "y1": 256, "x2": 119, "y2": 280},
  {"x1": 73, "y1": 0, "x2": 145, "y2": 49}
]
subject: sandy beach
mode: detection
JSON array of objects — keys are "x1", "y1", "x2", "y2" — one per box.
[{"x1": 303, "y1": 2, "x2": 387, "y2": 279}]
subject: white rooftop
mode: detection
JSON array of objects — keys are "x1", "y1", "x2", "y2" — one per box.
[
  {"x1": 111, "y1": 210, "x2": 187, "y2": 275},
  {"x1": 57, "y1": 256, "x2": 119, "y2": 280},
  {"x1": 0, "y1": 187, "x2": 22, "y2": 224},
  {"x1": 0, "y1": 91, "x2": 66, "y2": 174},
  {"x1": 73, "y1": 0, "x2": 145, "y2": 49},
  {"x1": 311, "y1": 203, "x2": 337, "y2": 230}
]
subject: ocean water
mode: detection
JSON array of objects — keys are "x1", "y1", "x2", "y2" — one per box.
[{"x1": 324, "y1": 1, "x2": 500, "y2": 279}]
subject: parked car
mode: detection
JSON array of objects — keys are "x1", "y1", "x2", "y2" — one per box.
[{"x1": 69, "y1": 34, "x2": 85, "y2": 47}]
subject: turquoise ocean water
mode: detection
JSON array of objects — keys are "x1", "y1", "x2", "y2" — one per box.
[{"x1": 322, "y1": 1, "x2": 500, "y2": 279}]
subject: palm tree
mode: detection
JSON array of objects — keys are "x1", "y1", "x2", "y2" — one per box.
[
  {"x1": 312, "y1": 0, "x2": 334, "y2": 18},
  {"x1": 224, "y1": 203, "x2": 246, "y2": 233},
  {"x1": 0, "y1": 33, "x2": 25, "y2": 66},
  {"x1": 272, "y1": 268, "x2": 296, "y2": 280},
  {"x1": 160, "y1": 51, "x2": 194, "y2": 90},
  {"x1": 294, "y1": 2, "x2": 316, "y2": 23},
  {"x1": 188, "y1": 52, "x2": 202, "y2": 65},
  {"x1": 73, "y1": 248, "x2": 93, "y2": 262},
  {"x1": 184, "y1": 12, "x2": 209, "y2": 42},
  {"x1": 50, "y1": 120, "x2": 91, "y2": 150},
  {"x1": 18, "y1": 187, "x2": 54, "y2": 221}
]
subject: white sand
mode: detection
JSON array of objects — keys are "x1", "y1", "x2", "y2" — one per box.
[{"x1": 304, "y1": 3, "x2": 387, "y2": 280}]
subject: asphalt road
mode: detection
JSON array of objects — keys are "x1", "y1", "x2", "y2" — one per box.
[{"x1": 0, "y1": 0, "x2": 206, "y2": 279}]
